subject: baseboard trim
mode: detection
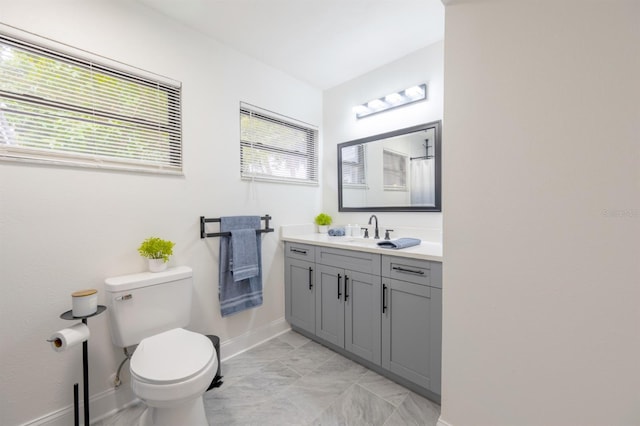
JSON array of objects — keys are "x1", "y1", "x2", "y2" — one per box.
[
  {"x1": 21, "y1": 385, "x2": 137, "y2": 426},
  {"x1": 22, "y1": 317, "x2": 290, "y2": 425}
]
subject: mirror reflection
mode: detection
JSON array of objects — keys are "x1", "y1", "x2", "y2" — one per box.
[{"x1": 338, "y1": 121, "x2": 441, "y2": 212}]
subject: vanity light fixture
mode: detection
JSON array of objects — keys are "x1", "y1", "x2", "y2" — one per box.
[{"x1": 353, "y1": 83, "x2": 427, "y2": 119}]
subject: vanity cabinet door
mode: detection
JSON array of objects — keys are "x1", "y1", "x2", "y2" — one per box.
[
  {"x1": 381, "y1": 278, "x2": 442, "y2": 395},
  {"x1": 284, "y1": 257, "x2": 316, "y2": 335},
  {"x1": 344, "y1": 270, "x2": 381, "y2": 365},
  {"x1": 315, "y1": 264, "x2": 345, "y2": 346},
  {"x1": 315, "y1": 265, "x2": 381, "y2": 365}
]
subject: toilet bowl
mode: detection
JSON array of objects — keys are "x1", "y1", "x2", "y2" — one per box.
[
  {"x1": 105, "y1": 267, "x2": 217, "y2": 426},
  {"x1": 130, "y1": 328, "x2": 217, "y2": 426}
]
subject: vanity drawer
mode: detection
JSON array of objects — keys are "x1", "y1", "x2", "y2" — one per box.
[
  {"x1": 382, "y1": 256, "x2": 442, "y2": 288},
  {"x1": 315, "y1": 246, "x2": 381, "y2": 275},
  {"x1": 285, "y1": 242, "x2": 316, "y2": 261}
]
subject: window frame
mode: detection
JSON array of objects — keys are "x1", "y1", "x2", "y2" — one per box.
[
  {"x1": 0, "y1": 28, "x2": 182, "y2": 175},
  {"x1": 341, "y1": 143, "x2": 368, "y2": 189},
  {"x1": 240, "y1": 102, "x2": 318, "y2": 185}
]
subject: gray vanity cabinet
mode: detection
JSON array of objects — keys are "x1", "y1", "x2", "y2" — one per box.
[
  {"x1": 284, "y1": 243, "x2": 316, "y2": 335},
  {"x1": 315, "y1": 247, "x2": 382, "y2": 365},
  {"x1": 284, "y1": 240, "x2": 442, "y2": 401},
  {"x1": 381, "y1": 256, "x2": 442, "y2": 395}
]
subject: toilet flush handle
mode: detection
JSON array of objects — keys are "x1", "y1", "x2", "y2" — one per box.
[{"x1": 115, "y1": 294, "x2": 133, "y2": 301}]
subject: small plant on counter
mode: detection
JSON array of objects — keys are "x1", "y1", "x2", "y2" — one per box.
[
  {"x1": 138, "y1": 237, "x2": 175, "y2": 263},
  {"x1": 314, "y1": 213, "x2": 333, "y2": 226}
]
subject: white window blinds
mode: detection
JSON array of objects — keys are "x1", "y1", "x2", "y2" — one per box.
[
  {"x1": 0, "y1": 33, "x2": 182, "y2": 173},
  {"x1": 240, "y1": 103, "x2": 318, "y2": 185},
  {"x1": 341, "y1": 144, "x2": 366, "y2": 186}
]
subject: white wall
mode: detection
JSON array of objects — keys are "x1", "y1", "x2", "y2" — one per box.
[
  {"x1": 441, "y1": 1, "x2": 640, "y2": 425},
  {"x1": 323, "y1": 41, "x2": 444, "y2": 234},
  {"x1": 0, "y1": 1, "x2": 322, "y2": 424}
]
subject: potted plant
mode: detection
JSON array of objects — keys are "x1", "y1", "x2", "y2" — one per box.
[
  {"x1": 138, "y1": 237, "x2": 175, "y2": 272},
  {"x1": 314, "y1": 213, "x2": 332, "y2": 233}
]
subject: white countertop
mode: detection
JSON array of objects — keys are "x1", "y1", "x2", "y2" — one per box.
[{"x1": 281, "y1": 233, "x2": 443, "y2": 262}]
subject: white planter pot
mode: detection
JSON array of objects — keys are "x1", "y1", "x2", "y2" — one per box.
[
  {"x1": 148, "y1": 258, "x2": 167, "y2": 272},
  {"x1": 317, "y1": 225, "x2": 329, "y2": 233}
]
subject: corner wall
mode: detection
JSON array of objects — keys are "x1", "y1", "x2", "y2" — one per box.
[
  {"x1": 0, "y1": 1, "x2": 322, "y2": 424},
  {"x1": 441, "y1": 1, "x2": 640, "y2": 425}
]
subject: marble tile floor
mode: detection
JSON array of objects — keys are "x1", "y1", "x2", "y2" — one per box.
[{"x1": 97, "y1": 330, "x2": 440, "y2": 426}]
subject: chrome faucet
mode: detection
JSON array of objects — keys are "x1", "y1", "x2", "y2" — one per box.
[{"x1": 368, "y1": 215, "x2": 380, "y2": 239}]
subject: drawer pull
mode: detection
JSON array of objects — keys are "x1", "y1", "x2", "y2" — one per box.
[
  {"x1": 392, "y1": 266, "x2": 425, "y2": 275},
  {"x1": 382, "y1": 284, "x2": 388, "y2": 313},
  {"x1": 290, "y1": 248, "x2": 308, "y2": 255},
  {"x1": 344, "y1": 276, "x2": 349, "y2": 301}
]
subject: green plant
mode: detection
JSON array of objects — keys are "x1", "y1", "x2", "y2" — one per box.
[
  {"x1": 314, "y1": 213, "x2": 332, "y2": 226},
  {"x1": 138, "y1": 237, "x2": 175, "y2": 263}
]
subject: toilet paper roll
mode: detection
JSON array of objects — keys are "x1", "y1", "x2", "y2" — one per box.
[{"x1": 49, "y1": 323, "x2": 90, "y2": 352}]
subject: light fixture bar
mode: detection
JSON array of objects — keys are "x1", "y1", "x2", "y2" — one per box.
[{"x1": 353, "y1": 83, "x2": 427, "y2": 119}]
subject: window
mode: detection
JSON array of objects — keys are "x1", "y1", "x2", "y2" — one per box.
[
  {"x1": 383, "y1": 149, "x2": 407, "y2": 190},
  {"x1": 240, "y1": 103, "x2": 318, "y2": 185},
  {"x1": 341, "y1": 144, "x2": 366, "y2": 187},
  {"x1": 0, "y1": 32, "x2": 182, "y2": 173}
]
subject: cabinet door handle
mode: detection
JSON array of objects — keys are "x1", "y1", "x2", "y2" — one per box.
[
  {"x1": 308, "y1": 267, "x2": 313, "y2": 290},
  {"x1": 344, "y1": 275, "x2": 349, "y2": 301},
  {"x1": 382, "y1": 283, "x2": 388, "y2": 313},
  {"x1": 392, "y1": 266, "x2": 425, "y2": 275},
  {"x1": 290, "y1": 248, "x2": 308, "y2": 255},
  {"x1": 337, "y1": 274, "x2": 342, "y2": 299}
]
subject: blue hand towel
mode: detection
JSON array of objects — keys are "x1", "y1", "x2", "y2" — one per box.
[
  {"x1": 376, "y1": 238, "x2": 422, "y2": 249},
  {"x1": 219, "y1": 216, "x2": 263, "y2": 317},
  {"x1": 328, "y1": 227, "x2": 345, "y2": 236},
  {"x1": 230, "y1": 228, "x2": 259, "y2": 281}
]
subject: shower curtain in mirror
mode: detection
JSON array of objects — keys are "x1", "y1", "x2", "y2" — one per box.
[{"x1": 410, "y1": 158, "x2": 435, "y2": 206}]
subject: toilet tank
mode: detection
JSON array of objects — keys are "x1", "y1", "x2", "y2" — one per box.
[{"x1": 105, "y1": 266, "x2": 193, "y2": 348}]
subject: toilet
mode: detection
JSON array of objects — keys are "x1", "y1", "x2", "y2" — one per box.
[{"x1": 105, "y1": 266, "x2": 217, "y2": 426}]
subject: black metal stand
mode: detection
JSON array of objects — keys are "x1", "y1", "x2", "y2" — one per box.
[
  {"x1": 74, "y1": 383, "x2": 79, "y2": 426},
  {"x1": 60, "y1": 305, "x2": 106, "y2": 426}
]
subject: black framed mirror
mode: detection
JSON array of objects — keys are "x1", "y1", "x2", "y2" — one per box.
[{"x1": 338, "y1": 121, "x2": 441, "y2": 212}]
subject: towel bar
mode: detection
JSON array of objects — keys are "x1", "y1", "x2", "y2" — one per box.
[{"x1": 200, "y1": 215, "x2": 274, "y2": 239}]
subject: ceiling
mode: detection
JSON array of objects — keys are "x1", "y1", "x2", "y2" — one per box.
[{"x1": 135, "y1": 0, "x2": 445, "y2": 90}]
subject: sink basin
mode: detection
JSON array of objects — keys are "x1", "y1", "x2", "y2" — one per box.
[
  {"x1": 329, "y1": 236, "x2": 428, "y2": 250},
  {"x1": 339, "y1": 237, "x2": 385, "y2": 246}
]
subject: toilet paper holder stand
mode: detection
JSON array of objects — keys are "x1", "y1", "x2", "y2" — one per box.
[{"x1": 59, "y1": 305, "x2": 107, "y2": 426}]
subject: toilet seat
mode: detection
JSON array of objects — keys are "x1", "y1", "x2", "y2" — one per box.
[{"x1": 131, "y1": 328, "x2": 214, "y2": 385}]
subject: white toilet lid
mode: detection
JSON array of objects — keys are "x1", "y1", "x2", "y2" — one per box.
[{"x1": 130, "y1": 328, "x2": 214, "y2": 384}]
